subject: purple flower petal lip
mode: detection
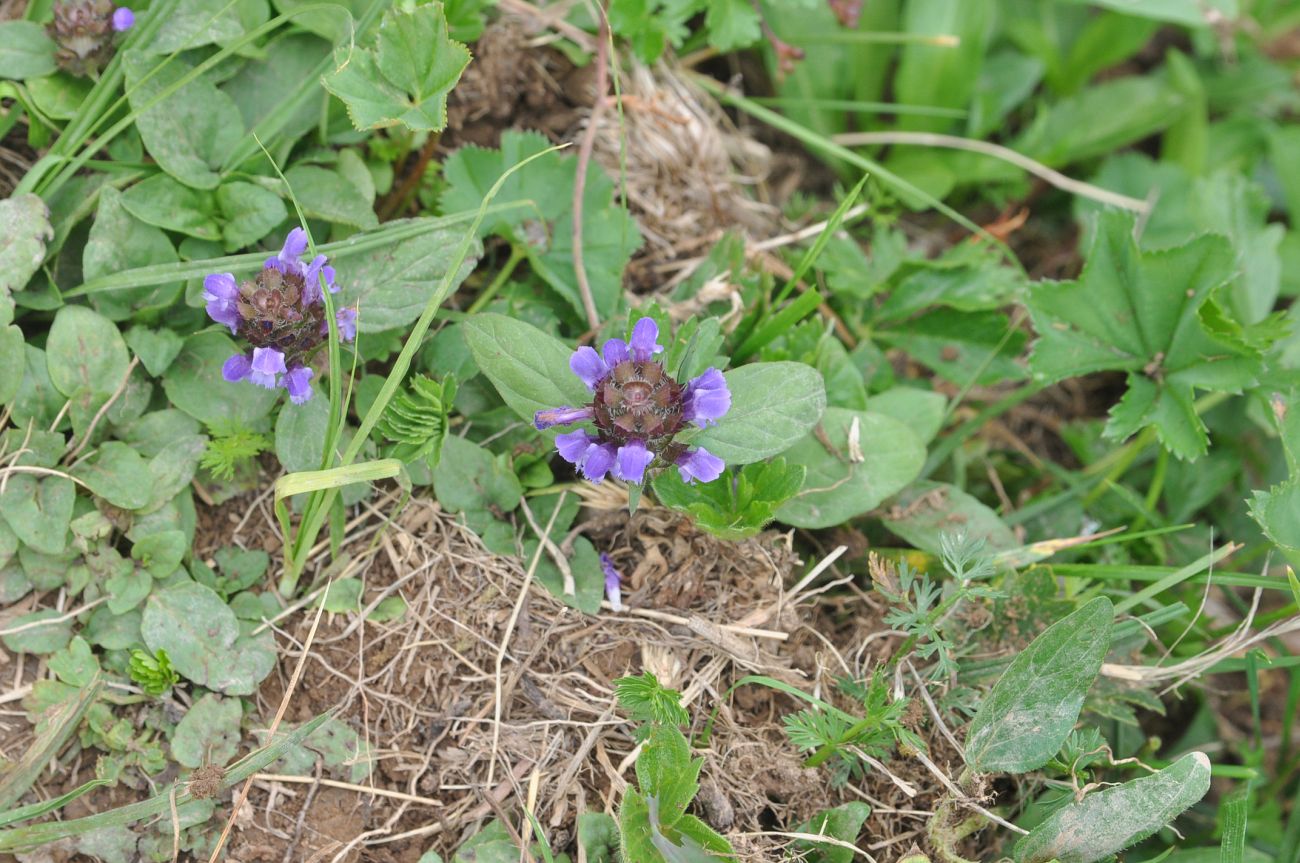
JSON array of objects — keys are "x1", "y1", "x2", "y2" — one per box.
[
  {"x1": 614, "y1": 440, "x2": 653, "y2": 484},
  {"x1": 581, "y1": 442, "x2": 617, "y2": 482},
  {"x1": 335, "y1": 307, "x2": 357, "y2": 342},
  {"x1": 534, "y1": 405, "x2": 594, "y2": 431},
  {"x1": 248, "y1": 347, "x2": 286, "y2": 389},
  {"x1": 302, "y1": 255, "x2": 337, "y2": 303},
  {"x1": 570, "y1": 346, "x2": 609, "y2": 390},
  {"x1": 602, "y1": 338, "x2": 629, "y2": 367},
  {"x1": 683, "y1": 367, "x2": 731, "y2": 427},
  {"x1": 600, "y1": 553, "x2": 623, "y2": 612},
  {"x1": 555, "y1": 429, "x2": 597, "y2": 465},
  {"x1": 628, "y1": 317, "x2": 663, "y2": 362},
  {"x1": 111, "y1": 6, "x2": 134, "y2": 30},
  {"x1": 222, "y1": 353, "x2": 252, "y2": 382},
  {"x1": 676, "y1": 446, "x2": 725, "y2": 484},
  {"x1": 282, "y1": 366, "x2": 313, "y2": 404},
  {"x1": 203, "y1": 273, "x2": 241, "y2": 333}
]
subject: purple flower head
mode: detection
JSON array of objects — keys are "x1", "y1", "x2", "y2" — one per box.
[
  {"x1": 535, "y1": 315, "x2": 733, "y2": 490},
  {"x1": 282, "y1": 366, "x2": 313, "y2": 404},
  {"x1": 683, "y1": 367, "x2": 731, "y2": 428},
  {"x1": 535, "y1": 406, "x2": 594, "y2": 431},
  {"x1": 248, "y1": 347, "x2": 286, "y2": 389},
  {"x1": 111, "y1": 6, "x2": 133, "y2": 30},
  {"x1": 600, "y1": 553, "x2": 623, "y2": 612},
  {"x1": 676, "y1": 447, "x2": 724, "y2": 484},
  {"x1": 203, "y1": 227, "x2": 344, "y2": 405},
  {"x1": 203, "y1": 273, "x2": 241, "y2": 333}
]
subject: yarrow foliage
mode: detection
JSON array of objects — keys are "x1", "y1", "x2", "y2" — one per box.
[
  {"x1": 47, "y1": 0, "x2": 134, "y2": 77},
  {"x1": 534, "y1": 318, "x2": 730, "y2": 485},
  {"x1": 203, "y1": 228, "x2": 357, "y2": 405}
]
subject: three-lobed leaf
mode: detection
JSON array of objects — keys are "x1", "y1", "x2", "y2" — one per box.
[{"x1": 964, "y1": 596, "x2": 1113, "y2": 773}]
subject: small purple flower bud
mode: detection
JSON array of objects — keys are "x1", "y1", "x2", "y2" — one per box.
[
  {"x1": 555, "y1": 429, "x2": 597, "y2": 465},
  {"x1": 534, "y1": 405, "x2": 594, "y2": 431},
  {"x1": 628, "y1": 317, "x2": 663, "y2": 362},
  {"x1": 282, "y1": 366, "x2": 313, "y2": 404},
  {"x1": 222, "y1": 353, "x2": 251, "y2": 382},
  {"x1": 203, "y1": 273, "x2": 241, "y2": 333},
  {"x1": 335, "y1": 307, "x2": 357, "y2": 342},
  {"x1": 614, "y1": 440, "x2": 652, "y2": 484},
  {"x1": 676, "y1": 447, "x2": 724, "y2": 484},
  {"x1": 570, "y1": 346, "x2": 609, "y2": 391},
  {"x1": 683, "y1": 367, "x2": 731, "y2": 427},
  {"x1": 581, "y1": 442, "x2": 617, "y2": 482},
  {"x1": 111, "y1": 6, "x2": 133, "y2": 30},
  {"x1": 602, "y1": 338, "x2": 630, "y2": 367},
  {"x1": 600, "y1": 553, "x2": 623, "y2": 612},
  {"x1": 248, "y1": 347, "x2": 286, "y2": 389}
]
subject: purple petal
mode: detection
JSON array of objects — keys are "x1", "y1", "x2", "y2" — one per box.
[
  {"x1": 614, "y1": 440, "x2": 653, "y2": 484},
  {"x1": 111, "y1": 6, "x2": 134, "y2": 30},
  {"x1": 555, "y1": 429, "x2": 597, "y2": 465},
  {"x1": 628, "y1": 317, "x2": 663, "y2": 362},
  {"x1": 581, "y1": 443, "x2": 617, "y2": 482},
  {"x1": 279, "y1": 228, "x2": 308, "y2": 263},
  {"x1": 202, "y1": 272, "x2": 238, "y2": 301},
  {"x1": 602, "y1": 338, "x2": 630, "y2": 367},
  {"x1": 248, "y1": 347, "x2": 286, "y2": 389},
  {"x1": 302, "y1": 255, "x2": 337, "y2": 304},
  {"x1": 600, "y1": 553, "x2": 623, "y2": 612},
  {"x1": 676, "y1": 447, "x2": 725, "y2": 484},
  {"x1": 534, "y1": 405, "x2": 594, "y2": 431},
  {"x1": 282, "y1": 366, "x2": 314, "y2": 404},
  {"x1": 335, "y1": 307, "x2": 357, "y2": 342},
  {"x1": 570, "y1": 346, "x2": 609, "y2": 390},
  {"x1": 221, "y1": 353, "x2": 251, "y2": 382},
  {"x1": 683, "y1": 367, "x2": 731, "y2": 427}
]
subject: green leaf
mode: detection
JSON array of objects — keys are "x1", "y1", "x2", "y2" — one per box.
[
  {"x1": 144, "y1": 0, "x2": 250, "y2": 53},
  {"x1": 124, "y1": 326, "x2": 184, "y2": 377},
  {"x1": 141, "y1": 581, "x2": 276, "y2": 695},
  {"x1": 171, "y1": 693, "x2": 243, "y2": 768},
  {"x1": 882, "y1": 481, "x2": 1016, "y2": 554},
  {"x1": 1, "y1": 609, "x2": 72, "y2": 654},
  {"x1": 105, "y1": 567, "x2": 151, "y2": 614},
  {"x1": 462, "y1": 313, "x2": 591, "y2": 424},
  {"x1": 1013, "y1": 752, "x2": 1212, "y2": 863},
  {"x1": 71, "y1": 442, "x2": 153, "y2": 511},
  {"x1": 894, "y1": 0, "x2": 991, "y2": 134},
  {"x1": 1249, "y1": 478, "x2": 1300, "y2": 564},
  {"x1": 965, "y1": 596, "x2": 1113, "y2": 773},
  {"x1": 453, "y1": 821, "x2": 516, "y2": 863},
  {"x1": 282, "y1": 164, "x2": 379, "y2": 230},
  {"x1": 342, "y1": 225, "x2": 479, "y2": 331},
  {"x1": 131, "y1": 530, "x2": 187, "y2": 578},
  {"x1": 691, "y1": 362, "x2": 827, "y2": 465},
  {"x1": 119, "y1": 175, "x2": 221, "y2": 241},
  {"x1": 45, "y1": 305, "x2": 129, "y2": 401},
  {"x1": 793, "y1": 801, "x2": 872, "y2": 863},
  {"x1": 275, "y1": 387, "x2": 329, "y2": 472},
  {"x1": 217, "y1": 181, "x2": 288, "y2": 251},
  {"x1": 49, "y1": 637, "x2": 99, "y2": 687},
  {"x1": 433, "y1": 435, "x2": 522, "y2": 514},
  {"x1": 652, "y1": 459, "x2": 805, "y2": 540},
  {"x1": 0, "y1": 21, "x2": 57, "y2": 79},
  {"x1": 877, "y1": 310, "x2": 1026, "y2": 387},
  {"x1": 868, "y1": 388, "x2": 947, "y2": 446},
  {"x1": 0, "y1": 194, "x2": 53, "y2": 296},
  {"x1": 321, "y1": 2, "x2": 471, "y2": 132},
  {"x1": 1026, "y1": 211, "x2": 1260, "y2": 460},
  {"x1": 163, "y1": 332, "x2": 279, "y2": 426},
  {"x1": 704, "y1": 0, "x2": 760, "y2": 51},
  {"x1": 82, "y1": 187, "x2": 184, "y2": 319},
  {"x1": 577, "y1": 812, "x2": 621, "y2": 863},
  {"x1": 775, "y1": 409, "x2": 925, "y2": 530},
  {"x1": 214, "y1": 546, "x2": 270, "y2": 593},
  {"x1": 0, "y1": 475, "x2": 73, "y2": 556},
  {"x1": 0, "y1": 326, "x2": 23, "y2": 407},
  {"x1": 123, "y1": 50, "x2": 245, "y2": 190}
]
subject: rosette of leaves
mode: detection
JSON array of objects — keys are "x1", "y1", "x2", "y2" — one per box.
[
  {"x1": 376, "y1": 373, "x2": 456, "y2": 466},
  {"x1": 651, "y1": 458, "x2": 805, "y2": 540},
  {"x1": 128, "y1": 648, "x2": 179, "y2": 696}
]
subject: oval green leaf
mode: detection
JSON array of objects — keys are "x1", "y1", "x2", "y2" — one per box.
[{"x1": 692, "y1": 362, "x2": 827, "y2": 465}]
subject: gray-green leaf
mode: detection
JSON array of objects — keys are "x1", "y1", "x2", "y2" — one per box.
[
  {"x1": 965, "y1": 596, "x2": 1113, "y2": 773},
  {"x1": 692, "y1": 362, "x2": 827, "y2": 465},
  {"x1": 141, "y1": 582, "x2": 276, "y2": 695},
  {"x1": 0, "y1": 193, "x2": 53, "y2": 295}
]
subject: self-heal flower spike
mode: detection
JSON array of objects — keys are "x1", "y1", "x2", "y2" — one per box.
[
  {"x1": 204, "y1": 228, "x2": 353, "y2": 406},
  {"x1": 48, "y1": 0, "x2": 123, "y2": 76},
  {"x1": 535, "y1": 317, "x2": 732, "y2": 485}
]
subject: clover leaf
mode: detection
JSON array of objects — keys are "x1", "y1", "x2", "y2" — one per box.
[{"x1": 1025, "y1": 211, "x2": 1261, "y2": 460}]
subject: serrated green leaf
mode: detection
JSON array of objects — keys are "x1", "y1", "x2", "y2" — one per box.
[
  {"x1": 965, "y1": 597, "x2": 1113, "y2": 773},
  {"x1": 1027, "y1": 211, "x2": 1260, "y2": 460},
  {"x1": 1013, "y1": 752, "x2": 1212, "y2": 863}
]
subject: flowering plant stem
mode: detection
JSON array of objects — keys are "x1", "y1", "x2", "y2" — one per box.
[{"x1": 277, "y1": 145, "x2": 570, "y2": 595}]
